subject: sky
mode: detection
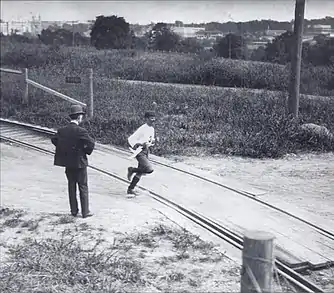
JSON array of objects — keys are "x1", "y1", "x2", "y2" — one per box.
[{"x1": 1, "y1": 0, "x2": 334, "y2": 24}]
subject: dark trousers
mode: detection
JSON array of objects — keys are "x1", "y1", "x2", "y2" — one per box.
[
  {"x1": 65, "y1": 167, "x2": 90, "y2": 216},
  {"x1": 129, "y1": 152, "x2": 154, "y2": 190},
  {"x1": 134, "y1": 152, "x2": 154, "y2": 175}
]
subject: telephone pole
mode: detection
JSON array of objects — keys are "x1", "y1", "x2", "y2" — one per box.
[
  {"x1": 72, "y1": 20, "x2": 75, "y2": 46},
  {"x1": 288, "y1": 0, "x2": 305, "y2": 117},
  {"x1": 229, "y1": 33, "x2": 232, "y2": 58}
]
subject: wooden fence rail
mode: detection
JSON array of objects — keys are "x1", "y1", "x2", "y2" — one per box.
[
  {"x1": 1, "y1": 67, "x2": 93, "y2": 118},
  {"x1": 0, "y1": 67, "x2": 23, "y2": 75},
  {"x1": 26, "y1": 78, "x2": 86, "y2": 107}
]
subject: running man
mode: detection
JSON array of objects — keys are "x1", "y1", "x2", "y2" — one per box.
[{"x1": 126, "y1": 111, "x2": 156, "y2": 196}]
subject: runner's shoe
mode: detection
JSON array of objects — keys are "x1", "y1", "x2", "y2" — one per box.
[{"x1": 126, "y1": 188, "x2": 138, "y2": 198}]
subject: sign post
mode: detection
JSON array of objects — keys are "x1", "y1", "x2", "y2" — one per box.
[
  {"x1": 65, "y1": 76, "x2": 81, "y2": 84},
  {"x1": 88, "y1": 68, "x2": 94, "y2": 118}
]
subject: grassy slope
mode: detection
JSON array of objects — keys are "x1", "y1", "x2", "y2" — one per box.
[
  {"x1": 1, "y1": 42, "x2": 334, "y2": 158},
  {"x1": 1, "y1": 68, "x2": 334, "y2": 158},
  {"x1": 1, "y1": 41, "x2": 333, "y2": 96}
]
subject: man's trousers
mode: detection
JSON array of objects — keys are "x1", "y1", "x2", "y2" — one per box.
[{"x1": 65, "y1": 167, "x2": 89, "y2": 216}]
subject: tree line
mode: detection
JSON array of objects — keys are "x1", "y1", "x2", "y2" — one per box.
[
  {"x1": 2, "y1": 15, "x2": 333, "y2": 67},
  {"x1": 200, "y1": 17, "x2": 334, "y2": 33}
]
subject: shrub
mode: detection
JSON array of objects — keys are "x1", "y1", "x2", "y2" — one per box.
[{"x1": 1, "y1": 41, "x2": 333, "y2": 96}]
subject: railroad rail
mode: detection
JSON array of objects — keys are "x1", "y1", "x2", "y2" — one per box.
[
  {"x1": 0, "y1": 118, "x2": 330, "y2": 293},
  {"x1": 1, "y1": 118, "x2": 333, "y2": 243}
]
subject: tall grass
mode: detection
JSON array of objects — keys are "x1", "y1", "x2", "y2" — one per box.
[
  {"x1": 1, "y1": 41, "x2": 334, "y2": 96},
  {"x1": 1, "y1": 40, "x2": 333, "y2": 158},
  {"x1": 1, "y1": 68, "x2": 333, "y2": 158}
]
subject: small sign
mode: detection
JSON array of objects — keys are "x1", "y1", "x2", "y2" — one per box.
[{"x1": 66, "y1": 76, "x2": 81, "y2": 84}]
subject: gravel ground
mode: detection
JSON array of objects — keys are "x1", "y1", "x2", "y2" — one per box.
[{"x1": 167, "y1": 151, "x2": 334, "y2": 292}]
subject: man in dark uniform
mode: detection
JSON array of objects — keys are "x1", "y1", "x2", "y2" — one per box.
[{"x1": 51, "y1": 104, "x2": 95, "y2": 218}]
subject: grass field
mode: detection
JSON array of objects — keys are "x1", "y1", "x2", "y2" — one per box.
[
  {"x1": 1, "y1": 41, "x2": 334, "y2": 158},
  {"x1": 1, "y1": 40, "x2": 333, "y2": 96},
  {"x1": 1, "y1": 66, "x2": 334, "y2": 158}
]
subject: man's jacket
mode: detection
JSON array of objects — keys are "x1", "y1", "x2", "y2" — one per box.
[{"x1": 51, "y1": 122, "x2": 95, "y2": 168}]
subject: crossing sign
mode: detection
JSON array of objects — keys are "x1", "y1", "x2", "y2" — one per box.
[{"x1": 65, "y1": 76, "x2": 81, "y2": 84}]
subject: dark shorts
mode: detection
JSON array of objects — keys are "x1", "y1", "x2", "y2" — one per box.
[{"x1": 136, "y1": 152, "x2": 154, "y2": 174}]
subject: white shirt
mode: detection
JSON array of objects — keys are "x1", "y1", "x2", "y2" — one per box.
[
  {"x1": 70, "y1": 120, "x2": 79, "y2": 125},
  {"x1": 128, "y1": 123, "x2": 155, "y2": 148}
]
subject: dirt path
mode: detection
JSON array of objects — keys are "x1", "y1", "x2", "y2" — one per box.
[
  {"x1": 165, "y1": 152, "x2": 334, "y2": 291},
  {"x1": 167, "y1": 152, "x2": 334, "y2": 227},
  {"x1": 1, "y1": 142, "x2": 333, "y2": 292},
  {"x1": 0, "y1": 142, "x2": 240, "y2": 293}
]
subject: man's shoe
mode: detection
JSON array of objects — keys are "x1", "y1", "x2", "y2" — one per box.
[
  {"x1": 126, "y1": 188, "x2": 138, "y2": 198},
  {"x1": 82, "y1": 213, "x2": 93, "y2": 218},
  {"x1": 127, "y1": 167, "x2": 134, "y2": 181}
]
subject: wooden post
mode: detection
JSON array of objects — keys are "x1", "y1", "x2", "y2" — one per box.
[
  {"x1": 23, "y1": 68, "x2": 29, "y2": 105},
  {"x1": 228, "y1": 33, "x2": 232, "y2": 59},
  {"x1": 241, "y1": 231, "x2": 275, "y2": 293},
  {"x1": 288, "y1": 0, "x2": 305, "y2": 117},
  {"x1": 88, "y1": 68, "x2": 94, "y2": 118}
]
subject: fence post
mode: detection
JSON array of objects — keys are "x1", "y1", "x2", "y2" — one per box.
[
  {"x1": 241, "y1": 231, "x2": 275, "y2": 293},
  {"x1": 88, "y1": 68, "x2": 94, "y2": 118},
  {"x1": 23, "y1": 68, "x2": 29, "y2": 105}
]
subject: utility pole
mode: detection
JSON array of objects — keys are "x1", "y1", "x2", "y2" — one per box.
[
  {"x1": 288, "y1": 0, "x2": 305, "y2": 117},
  {"x1": 227, "y1": 14, "x2": 234, "y2": 59},
  {"x1": 229, "y1": 33, "x2": 232, "y2": 59},
  {"x1": 72, "y1": 20, "x2": 75, "y2": 46}
]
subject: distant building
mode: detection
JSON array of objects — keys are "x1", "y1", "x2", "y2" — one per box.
[
  {"x1": 131, "y1": 24, "x2": 154, "y2": 37},
  {"x1": 0, "y1": 20, "x2": 30, "y2": 35},
  {"x1": 0, "y1": 15, "x2": 42, "y2": 36},
  {"x1": 196, "y1": 30, "x2": 224, "y2": 40},
  {"x1": 300, "y1": 24, "x2": 334, "y2": 43},
  {"x1": 262, "y1": 28, "x2": 287, "y2": 42},
  {"x1": 171, "y1": 26, "x2": 205, "y2": 38},
  {"x1": 306, "y1": 24, "x2": 332, "y2": 35},
  {"x1": 247, "y1": 41, "x2": 268, "y2": 51}
]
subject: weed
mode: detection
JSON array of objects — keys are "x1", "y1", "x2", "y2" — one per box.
[
  {"x1": 3, "y1": 218, "x2": 23, "y2": 228},
  {"x1": 78, "y1": 223, "x2": 91, "y2": 231},
  {"x1": 166, "y1": 271, "x2": 185, "y2": 282},
  {"x1": 0, "y1": 232, "x2": 144, "y2": 293},
  {"x1": 20, "y1": 219, "x2": 40, "y2": 231},
  {"x1": 0, "y1": 207, "x2": 24, "y2": 217},
  {"x1": 125, "y1": 232, "x2": 158, "y2": 248},
  {"x1": 51, "y1": 215, "x2": 76, "y2": 225}
]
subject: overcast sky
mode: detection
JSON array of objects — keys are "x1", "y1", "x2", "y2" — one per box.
[{"x1": 1, "y1": 1, "x2": 333, "y2": 24}]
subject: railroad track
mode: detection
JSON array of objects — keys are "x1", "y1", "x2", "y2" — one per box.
[{"x1": 0, "y1": 118, "x2": 330, "y2": 293}]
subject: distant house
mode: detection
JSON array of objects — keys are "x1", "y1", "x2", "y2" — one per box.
[
  {"x1": 247, "y1": 41, "x2": 268, "y2": 51},
  {"x1": 82, "y1": 31, "x2": 91, "y2": 38},
  {"x1": 195, "y1": 30, "x2": 224, "y2": 40},
  {"x1": 262, "y1": 28, "x2": 287, "y2": 42},
  {"x1": 171, "y1": 26, "x2": 205, "y2": 38},
  {"x1": 306, "y1": 24, "x2": 332, "y2": 35},
  {"x1": 0, "y1": 21, "x2": 26, "y2": 35},
  {"x1": 265, "y1": 29, "x2": 287, "y2": 36},
  {"x1": 130, "y1": 24, "x2": 154, "y2": 37},
  {"x1": 303, "y1": 24, "x2": 334, "y2": 41}
]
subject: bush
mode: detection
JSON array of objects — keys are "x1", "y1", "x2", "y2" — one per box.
[{"x1": 1, "y1": 41, "x2": 333, "y2": 96}]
